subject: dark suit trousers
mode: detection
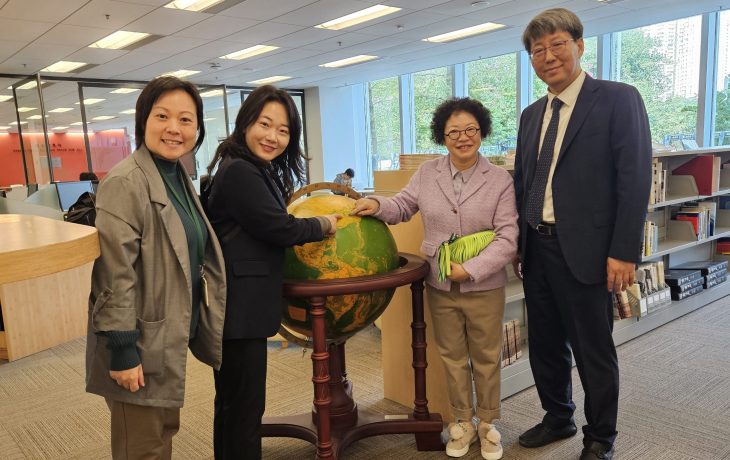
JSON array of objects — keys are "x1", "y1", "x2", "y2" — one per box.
[
  {"x1": 214, "y1": 338, "x2": 267, "y2": 460},
  {"x1": 523, "y1": 229, "x2": 619, "y2": 446}
]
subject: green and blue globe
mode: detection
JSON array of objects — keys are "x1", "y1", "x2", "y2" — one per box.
[{"x1": 282, "y1": 194, "x2": 400, "y2": 343}]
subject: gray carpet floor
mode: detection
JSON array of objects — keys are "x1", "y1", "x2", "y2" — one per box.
[{"x1": 1, "y1": 296, "x2": 729, "y2": 459}]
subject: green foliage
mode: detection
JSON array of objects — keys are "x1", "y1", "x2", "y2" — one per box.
[
  {"x1": 367, "y1": 77, "x2": 401, "y2": 169},
  {"x1": 468, "y1": 54, "x2": 517, "y2": 154},
  {"x1": 413, "y1": 67, "x2": 452, "y2": 153}
]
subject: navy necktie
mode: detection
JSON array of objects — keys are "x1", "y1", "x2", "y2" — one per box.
[{"x1": 526, "y1": 98, "x2": 563, "y2": 229}]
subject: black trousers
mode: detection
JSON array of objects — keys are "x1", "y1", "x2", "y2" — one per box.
[
  {"x1": 214, "y1": 338, "x2": 268, "y2": 460},
  {"x1": 523, "y1": 229, "x2": 619, "y2": 446}
]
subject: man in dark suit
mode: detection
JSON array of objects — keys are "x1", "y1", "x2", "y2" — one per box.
[{"x1": 512, "y1": 8, "x2": 651, "y2": 460}]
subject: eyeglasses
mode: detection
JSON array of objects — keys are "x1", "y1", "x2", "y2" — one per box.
[
  {"x1": 445, "y1": 126, "x2": 479, "y2": 140},
  {"x1": 530, "y1": 39, "x2": 575, "y2": 60}
]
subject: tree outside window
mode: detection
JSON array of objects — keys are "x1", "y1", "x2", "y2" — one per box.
[
  {"x1": 366, "y1": 77, "x2": 401, "y2": 171},
  {"x1": 413, "y1": 66, "x2": 452, "y2": 153}
]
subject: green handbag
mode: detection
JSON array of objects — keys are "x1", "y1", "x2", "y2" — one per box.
[{"x1": 437, "y1": 230, "x2": 496, "y2": 281}]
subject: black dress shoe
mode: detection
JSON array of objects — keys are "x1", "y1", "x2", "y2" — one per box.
[
  {"x1": 579, "y1": 441, "x2": 614, "y2": 460},
  {"x1": 518, "y1": 422, "x2": 578, "y2": 448}
]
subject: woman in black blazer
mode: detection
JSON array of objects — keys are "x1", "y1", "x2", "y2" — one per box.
[{"x1": 204, "y1": 85, "x2": 339, "y2": 460}]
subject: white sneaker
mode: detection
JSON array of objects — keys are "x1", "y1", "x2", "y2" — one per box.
[
  {"x1": 478, "y1": 422, "x2": 503, "y2": 460},
  {"x1": 445, "y1": 421, "x2": 477, "y2": 457}
]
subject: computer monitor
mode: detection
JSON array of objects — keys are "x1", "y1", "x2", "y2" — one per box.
[{"x1": 55, "y1": 180, "x2": 95, "y2": 212}]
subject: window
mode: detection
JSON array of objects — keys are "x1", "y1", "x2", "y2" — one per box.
[
  {"x1": 366, "y1": 77, "x2": 401, "y2": 171},
  {"x1": 531, "y1": 36, "x2": 598, "y2": 102},
  {"x1": 714, "y1": 10, "x2": 730, "y2": 145},
  {"x1": 611, "y1": 17, "x2": 701, "y2": 145},
  {"x1": 467, "y1": 53, "x2": 517, "y2": 154},
  {"x1": 413, "y1": 66, "x2": 452, "y2": 153}
]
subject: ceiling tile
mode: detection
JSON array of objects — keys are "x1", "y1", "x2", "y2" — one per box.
[
  {"x1": 135, "y1": 35, "x2": 210, "y2": 55},
  {"x1": 124, "y1": 7, "x2": 211, "y2": 35},
  {"x1": 267, "y1": 27, "x2": 340, "y2": 49},
  {"x1": 36, "y1": 24, "x2": 116, "y2": 47},
  {"x1": 0, "y1": 0, "x2": 88, "y2": 22},
  {"x1": 0, "y1": 17, "x2": 54, "y2": 42},
  {"x1": 62, "y1": 0, "x2": 157, "y2": 29},
  {"x1": 218, "y1": 0, "x2": 318, "y2": 21},
  {"x1": 299, "y1": 32, "x2": 386, "y2": 52},
  {"x1": 0, "y1": 40, "x2": 28, "y2": 63},
  {"x1": 222, "y1": 21, "x2": 307, "y2": 45},
  {"x1": 352, "y1": 11, "x2": 449, "y2": 37},
  {"x1": 273, "y1": 0, "x2": 389, "y2": 27},
  {"x1": 64, "y1": 47, "x2": 128, "y2": 65},
  {"x1": 173, "y1": 15, "x2": 258, "y2": 40}
]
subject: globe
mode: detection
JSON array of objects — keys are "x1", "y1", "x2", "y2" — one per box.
[{"x1": 282, "y1": 194, "x2": 400, "y2": 343}]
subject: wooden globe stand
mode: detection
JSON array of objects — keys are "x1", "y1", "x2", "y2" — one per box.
[{"x1": 262, "y1": 253, "x2": 444, "y2": 459}]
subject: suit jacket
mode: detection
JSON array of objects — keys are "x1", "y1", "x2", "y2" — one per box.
[
  {"x1": 87, "y1": 146, "x2": 227, "y2": 408},
  {"x1": 205, "y1": 156, "x2": 325, "y2": 339},
  {"x1": 514, "y1": 75, "x2": 652, "y2": 285},
  {"x1": 373, "y1": 155, "x2": 518, "y2": 292}
]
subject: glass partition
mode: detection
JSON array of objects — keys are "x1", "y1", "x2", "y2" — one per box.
[
  {"x1": 197, "y1": 85, "x2": 229, "y2": 178},
  {"x1": 13, "y1": 75, "x2": 51, "y2": 185},
  {"x1": 0, "y1": 78, "x2": 26, "y2": 187}
]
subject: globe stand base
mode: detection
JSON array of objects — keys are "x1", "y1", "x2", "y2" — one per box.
[{"x1": 262, "y1": 254, "x2": 444, "y2": 459}]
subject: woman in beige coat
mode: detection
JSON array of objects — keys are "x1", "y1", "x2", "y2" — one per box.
[{"x1": 85, "y1": 76, "x2": 226, "y2": 459}]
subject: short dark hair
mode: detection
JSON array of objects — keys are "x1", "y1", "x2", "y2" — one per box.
[
  {"x1": 79, "y1": 171, "x2": 98, "y2": 182},
  {"x1": 345, "y1": 168, "x2": 355, "y2": 178},
  {"x1": 522, "y1": 8, "x2": 583, "y2": 52},
  {"x1": 207, "y1": 85, "x2": 305, "y2": 202},
  {"x1": 430, "y1": 98, "x2": 492, "y2": 145},
  {"x1": 134, "y1": 76, "x2": 206, "y2": 153}
]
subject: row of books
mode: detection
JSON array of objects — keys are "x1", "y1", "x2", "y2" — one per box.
[
  {"x1": 649, "y1": 157, "x2": 667, "y2": 205},
  {"x1": 665, "y1": 260, "x2": 728, "y2": 300},
  {"x1": 501, "y1": 319, "x2": 522, "y2": 368},
  {"x1": 642, "y1": 220, "x2": 660, "y2": 257},
  {"x1": 614, "y1": 261, "x2": 671, "y2": 319},
  {"x1": 672, "y1": 201, "x2": 716, "y2": 240}
]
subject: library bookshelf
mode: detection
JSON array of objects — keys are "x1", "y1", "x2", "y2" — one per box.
[{"x1": 376, "y1": 148, "x2": 730, "y2": 412}]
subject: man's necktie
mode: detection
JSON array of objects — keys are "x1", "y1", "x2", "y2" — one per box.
[{"x1": 526, "y1": 98, "x2": 563, "y2": 229}]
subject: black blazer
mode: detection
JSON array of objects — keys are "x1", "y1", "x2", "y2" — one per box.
[
  {"x1": 205, "y1": 157, "x2": 325, "y2": 339},
  {"x1": 514, "y1": 75, "x2": 652, "y2": 285}
]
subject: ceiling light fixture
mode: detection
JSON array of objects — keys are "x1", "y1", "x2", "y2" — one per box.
[
  {"x1": 41, "y1": 61, "x2": 88, "y2": 73},
  {"x1": 199, "y1": 89, "x2": 224, "y2": 97},
  {"x1": 161, "y1": 69, "x2": 200, "y2": 78},
  {"x1": 70, "y1": 122, "x2": 84, "y2": 126},
  {"x1": 17, "y1": 107, "x2": 36, "y2": 112},
  {"x1": 92, "y1": 115, "x2": 116, "y2": 121},
  {"x1": 111, "y1": 88, "x2": 141, "y2": 94},
  {"x1": 90, "y1": 31, "x2": 151, "y2": 50},
  {"x1": 75, "y1": 98, "x2": 106, "y2": 105},
  {"x1": 9, "y1": 121, "x2": 27, "y2": 125},
  {"x1": 12, "y1": 81, "x2": 40, "y2": 90},
  {"x1": 315, "y1": 4, "x2": 401, "y2": 31},
  {"x1": 27, "y1": 115, "x2": 42, "y2": 120},
  {"x1": 48, "y1": 107, "x2": 74, "y2": 113},
  {"x1": 319, "y1": 55, "x2": 378, "y2": 68},
  {"x1": 0, "y1": 95, "x2": 12, "y2": 102},
  {"x1": 53, "y1": 126, "x2": 69, "y2": 130},
  {"x1": 248, "y1": 76, "x2": 293, "y2": 85},
  {"x1": 423, "y1": 22, "x2": 507, "y2": 43},
  {"x1": 220, "y1": 45, "x2": 279, "y2": 60},
  {"x1": 164, "y1": 0, "x2": 225, "y2": 12},
  {"x1": 119, "y1": 109, "x2": 136, "y2": 114}
]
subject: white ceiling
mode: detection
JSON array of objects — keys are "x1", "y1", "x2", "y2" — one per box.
[{"x1": 0, "y1": 0, "x2": 728, "y2": 90}]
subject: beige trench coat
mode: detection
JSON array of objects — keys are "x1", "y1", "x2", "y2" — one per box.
[{"x1": 85, "y1": 146, "x2": 226, "y2": 408}]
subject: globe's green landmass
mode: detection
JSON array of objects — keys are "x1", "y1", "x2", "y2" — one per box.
[{"x1": 282, "y1": 194, "x2": 400, "y2": 343}]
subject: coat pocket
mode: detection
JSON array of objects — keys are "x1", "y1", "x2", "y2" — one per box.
[
  {"x1": 232, "y1": 259, "x2": 269, "y2": 277},
  {"x1": 420, "y1": 241, "x2": 439, "y2": 257},
  {"x1": 137, "y1": 318, "x2": 166, "y2": 376}
]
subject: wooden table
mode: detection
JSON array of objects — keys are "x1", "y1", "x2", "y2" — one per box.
[{"x1": 0, "y1": 214, "x2": 99, "y2": 360}]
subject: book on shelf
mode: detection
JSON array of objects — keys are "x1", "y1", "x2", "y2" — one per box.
[
  {"x1": 669, "y1": 277, "x2": 704, "y2": 293},
  {"x1": 717, "y1": 237, "x2": 730, "y2": 254},
  {"x1": 664, "y1": 269, "x2": 702, "y2": 287},
  {"x1": 719, "y1": 196, "x2": 730, "y2": 209},
  {"x1": 672, "y1": 260, "x2": 728, "y2": 275},
  {"x1": 705, "y1": 274, "x2": 727, "y2": 289},
  {"x1": 670, "y1": 283, "x2": 704, "y2": 300},
  {"x1": 642, "y1": 220, "x2": 659, "y2": 256},
  {"x1": 501, "y1": 319, "x2": 522, "y2": 368},
  {"x1": 705, "y1": 268, "x2": 728, "y2": 282},
  {"x1": 672, "y1": 154, "x2": 718, "y2": 195},
  {"x1": 650, "y1": 158, "x2": 667, "y2": 205}
]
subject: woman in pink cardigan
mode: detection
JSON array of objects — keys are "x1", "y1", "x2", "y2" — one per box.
[{"x1": 352, "y1": 98, "x2": 518, "y2": 460}]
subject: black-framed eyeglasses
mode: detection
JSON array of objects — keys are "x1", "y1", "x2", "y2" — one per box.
[
  {"x1": 445, "y1": 126, "x2": 479, "y2": 140},
  {"x1": 530, "y1": 39, "x2": 575, "y2": 60}
]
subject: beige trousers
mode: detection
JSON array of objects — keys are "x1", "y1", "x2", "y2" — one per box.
[
  {"x1": 106, "y1": 399, "x2": 180, "y2": 460},
  {"x1": 426, "y1": 283, "x2": 505, "y2": 422}
]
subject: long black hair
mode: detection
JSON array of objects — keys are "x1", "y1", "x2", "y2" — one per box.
[{"x1": 206, "y1": 85, "x2": 305, "y2": 202}]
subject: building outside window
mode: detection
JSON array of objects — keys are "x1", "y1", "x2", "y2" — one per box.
[{"x1": 611, "y1": 17, "x2": 701, "y2": 146}]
